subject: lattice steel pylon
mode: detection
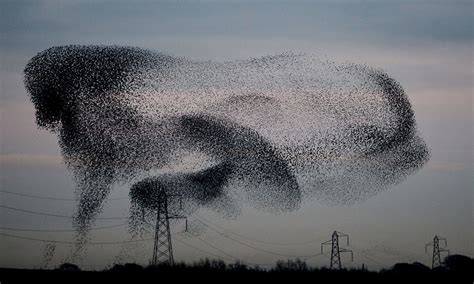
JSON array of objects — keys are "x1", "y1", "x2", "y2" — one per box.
[
  {"x1": 151, "y1": 191, "x2": 186, "y2": 266},
  {"x1": 321, "y1": 231, "x2": 354, "y2": 270},
  {"x1": 425, "y1": 235, "x2": 449, "y2": 269}
]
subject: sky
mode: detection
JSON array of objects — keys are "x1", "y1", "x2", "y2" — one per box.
[{"x1": 0, "y1": 0, "x2": 472, "y2": 270}]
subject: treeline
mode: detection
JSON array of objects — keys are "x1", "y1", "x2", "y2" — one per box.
[{"x1": 0, "y1": 254, "x2": 472, "y2": 283}]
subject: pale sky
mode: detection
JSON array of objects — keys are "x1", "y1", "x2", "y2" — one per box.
[{"x1": 0, "y1": 0, "x2": 472, "y2": 270}]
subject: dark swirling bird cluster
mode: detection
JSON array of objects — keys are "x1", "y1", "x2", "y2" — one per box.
[{"x1": 24, "y1": 45, "x2": 429, "y2": 243}]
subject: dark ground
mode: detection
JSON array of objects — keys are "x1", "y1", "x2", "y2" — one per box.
[{"x1": 0, "y1": 267, "x2": 471, "y2": 283}]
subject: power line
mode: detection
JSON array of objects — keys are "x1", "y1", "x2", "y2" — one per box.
[
  {"x1": 182, "y1": 234, "x2": 274, "y2": 267},
  {"x1": 131, "y1": 224, "x2": 271, "y2": 266},
  {"x1": 0, "y1": 189, "x2": 128, "y2": 201},
  {"x1": 0, "y1": 196, "x2": 393, "y2": 268},
  {"x1": 193, "y1": 216, "x2": 323, "y2": 258},
  {"x1": 174, "y1": 236, "x2": 236, "y2": 262},
  {"x1": 355, "y1": 252, "x2": 385, "y2": 267},
  {"x1": 0, "y1": 218, "x2": 325, "y2": 268},
  {"x1": 192, "y1": 234, "x2": 240, "y2": 261},
  {"x1": 349, "y1": 245, "x2": 385, "y2": 267},
  {"x1": 0, "y1": 223, "x2": 127, "y2": 232},
  {"x1": 140, "y1": 221, "x2": 239, "y2": 264},
  {"x1": 0, "y1": 220, "x2": 245, "y2": 263},
  {"x1": 195, "y1": 214, "x2": 325, "y2": 246},
  {"x1": 360, "y1": 244, "x2": 421, "y2": 262},
  {"x1": 0, "y1": 229, "x2": 231, "y2": 261},
  {"x1": 0, "y1": 190, "x2": 77, "y2": 201},
  {"x1": 0, "y1": 204, "x2": 127, "y2": 220},
  {"x1": 0, "y1": 232, "x2": 151, "y2": 245},
  {"x1": 143, "y1": 222, "x2": 245, "y2": 265},
  {"x1": 175, "y1": 236, "x2": 271, "y2": 267}
]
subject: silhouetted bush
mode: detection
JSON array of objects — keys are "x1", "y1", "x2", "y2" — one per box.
[
  {"x1": 390, "y1": 262, "x2": 430, "y2": 273},
  {"x1": 56, "y1": 263, "x2": 81, "y2": 271},
  {"x1": 443, "y1": 254, "x2": 474, "y2": 274}
]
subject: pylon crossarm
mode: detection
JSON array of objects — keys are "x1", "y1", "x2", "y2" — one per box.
[
  {"x1": 440, "y1": 248, "x2": 450, "y2": 255},
  {"x1": 340, "y1": 249, "x2": 354, "y2": 261},
  {"x1": 335, "y1": 231, "x2": 349, "y2": 237},
  {"x1": 321, "y1": 240, "x2": 332, "y2": 254},
  {"x1": 438, "y1": 237, "x2": 448, "y2": 247},
  {"x1": 334, "y1": 232, "x2": 350, "y2": 246}
]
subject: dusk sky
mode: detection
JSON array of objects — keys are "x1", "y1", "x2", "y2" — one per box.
[{"x1": 0, "y1": 0, "x2": 472, "y2": 270}]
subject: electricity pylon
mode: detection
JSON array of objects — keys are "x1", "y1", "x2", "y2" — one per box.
[
  {"x1": 321, "y1": 231, "x2": 354, "y2": 269},
  {"x1": 151, "y1": 191, "x2": 187, "y2": 266},
  {"x1": 425, "y1": 235, "x2": 449, "y2": 269},
  {"x1": 321, "y1": 231, "x2": 353, "y2": 270}
]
